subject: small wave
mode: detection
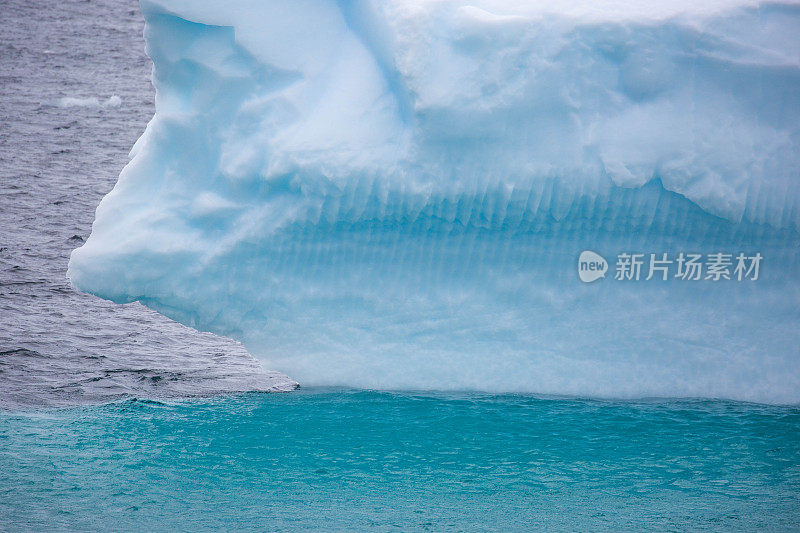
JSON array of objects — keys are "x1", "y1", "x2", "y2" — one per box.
[
  {"x1": 104, "y1": 95, "x2": 122, "y2": 107},
  {"x1": 57, "y1": 95, "x2": 122, "y2": 108}
]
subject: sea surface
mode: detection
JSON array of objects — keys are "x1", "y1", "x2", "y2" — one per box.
[
  {"x1": 0, "y1": 0, "x2": 296, "y2": 409},
  {"x1": 2, "y1": 391, "x2": 800, "y2": 531},
  {"x1": 1, "y1": 0, "x2": 799, "y2": 531}
]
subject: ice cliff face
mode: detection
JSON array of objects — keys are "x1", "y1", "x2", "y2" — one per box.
[{"x1": 69, "y1": 0, "x2": 800, "y2": 402}]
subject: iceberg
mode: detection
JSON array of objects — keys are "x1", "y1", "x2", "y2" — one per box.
[{"x1": 68, "y1": 0, "x2": 800, "y2": 402}]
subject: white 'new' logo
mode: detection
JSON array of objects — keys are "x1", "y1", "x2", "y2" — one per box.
[{"x1": 578, "y1": 251, "x2": 608, "y2": 283}]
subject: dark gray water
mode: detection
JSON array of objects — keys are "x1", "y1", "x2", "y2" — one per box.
[{"x1": 0, "y1": 0, "x2": 296, "y2": 409}]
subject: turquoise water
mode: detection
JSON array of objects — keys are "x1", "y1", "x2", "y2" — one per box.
[{"x1": 2, "y1": 389, "x2": 798, "y2": 531}]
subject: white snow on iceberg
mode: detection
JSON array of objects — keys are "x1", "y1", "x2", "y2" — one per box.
[{"x1": 69, "y1": 0, "x2": 800, "y2": 402}]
